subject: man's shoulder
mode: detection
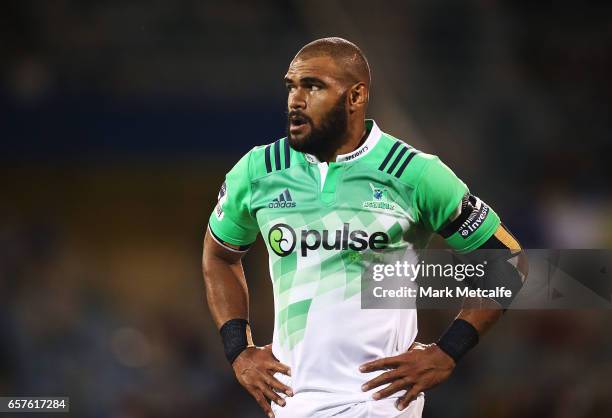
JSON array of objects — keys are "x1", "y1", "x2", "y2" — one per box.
[
  {"x1": 238, "y1": 137, "x2": 302, "y2": 180},
  {"x1": 361, "y1": 131, "x2": 440, "y2": 187}
]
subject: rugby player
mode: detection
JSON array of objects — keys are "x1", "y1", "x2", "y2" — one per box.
[{"x1": 203, "y1": 37, "x2": 528, "y2": 418}]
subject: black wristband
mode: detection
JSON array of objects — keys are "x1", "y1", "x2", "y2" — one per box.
[
  {"x1": 219, "y1": 318, "x2": 249, "y2": 364},
  {"x1": 436, "y1": 319, "x2": 479, "y2": 363}
]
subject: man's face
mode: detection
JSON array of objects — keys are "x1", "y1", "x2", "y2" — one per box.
[{"x1": 284, "y1": 56, "x2": 349, "y2": 156}]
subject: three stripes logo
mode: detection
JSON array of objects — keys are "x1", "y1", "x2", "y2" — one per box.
[
  {"x1": 268, "y1": 189, "x2": 297, "y2": 208},
  {"x1": 378, "y1": 141, "x2": 419, "y2": 178},
  {"x1": 265, "y1": 138, "x2": 291, "y2": 173}
]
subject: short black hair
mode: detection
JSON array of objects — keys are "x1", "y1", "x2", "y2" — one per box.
[{"x1": 294, "y1": 37, "x2": 371, "y2": 88}]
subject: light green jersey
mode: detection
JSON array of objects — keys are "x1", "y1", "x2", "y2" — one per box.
[{"x1": 208, "y1": 120, "x2": 499, "y2": 417}]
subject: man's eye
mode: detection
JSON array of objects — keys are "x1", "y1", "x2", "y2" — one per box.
[
  {"x1": 286, "y1": 85, "x2": 295, "y2": 92},
  {"x1": 310, "y1": 85, "x2": 320, "y2": 91}
]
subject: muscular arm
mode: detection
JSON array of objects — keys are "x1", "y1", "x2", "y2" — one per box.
[
  {"x1": 203, "y1": 228, "x2": 292, "y2": 417},
  {"x1": 456, "y1": 223, "x2": 529, "y2": 337},
  {"x1": 457, "y1": 264, "x2": 528, "y2": 337},
  {"x1": 202, "y1": 228, "x2": 251, "y2": 334}
]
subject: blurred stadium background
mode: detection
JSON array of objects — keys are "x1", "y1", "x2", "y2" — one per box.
[{"x1": 1, "y1": 1, "x2": 611, "y2": 417}]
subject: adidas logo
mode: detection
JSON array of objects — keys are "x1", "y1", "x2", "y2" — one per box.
[{"x1": 268, "y1": 189, "x2": 297, "y2": 208}]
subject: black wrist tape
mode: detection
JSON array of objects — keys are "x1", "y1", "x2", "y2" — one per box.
[
  {"x1": 219, "y1": 318, "x2": 249, "y2": 364},
  {"x1": 437, "y1": 319, "x2": 479, "y2": 363}
]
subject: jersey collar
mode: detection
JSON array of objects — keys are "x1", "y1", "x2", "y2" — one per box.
[{"x1": 304, "y1": 119, "x2": 381, "y2": 164}]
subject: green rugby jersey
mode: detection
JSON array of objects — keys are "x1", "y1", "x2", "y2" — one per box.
[{"x1": 208, "y1": 120, "x2": 500, "y2": 417}]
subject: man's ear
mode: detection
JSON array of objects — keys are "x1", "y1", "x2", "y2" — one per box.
[{"x1": 349, "y1": 82, "x2": 368, "y2": 112}]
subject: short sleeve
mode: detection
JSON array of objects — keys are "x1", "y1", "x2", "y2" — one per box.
[
  {"x1": 414, "y1": 156, "x2": 468, "y2": 232},
  {"x1": 414, "y1": 156, "x2": 500, "y2": 253},
  {"x1": 208, "y1": 151, "x2": 259, "y2": 246}
]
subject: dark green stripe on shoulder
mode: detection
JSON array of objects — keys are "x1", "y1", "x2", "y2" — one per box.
[
  {"x1": 367, "y1": 133, "x2": 435, "y2": 186},
  {"x1": 377, "y1": 139, "x2": 421, "y2": 178},
  {"x1": 252, "y1": 138, "x2": 294, "y2": 178}
]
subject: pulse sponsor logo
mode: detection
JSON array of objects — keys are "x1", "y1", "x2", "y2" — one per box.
[
  {"x1": 269, "y1": 189, "x2": 296, "y2": 208},
  {"x1": 267, "y1": 222, "x2": 390, "y2": 257},
  {"x1": 268, "y1": 223, "x2": 297, "y2": 257}
]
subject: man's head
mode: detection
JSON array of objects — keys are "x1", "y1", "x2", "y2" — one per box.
[{"x1": 284, "y1": 37, "x2": 370, "y2": 158}]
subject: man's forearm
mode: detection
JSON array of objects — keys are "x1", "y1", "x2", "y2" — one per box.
[
  {"x1": 436, "y1": 244, "x2": 528, "y2": 363},
  {"x1": 203, "y1": 229, "x2": 256, "y2": 363},
  {"x1": 457, "y1": 245, "x2": 529, "y2": 335},
  {"x1": 434, "y1": 301, "x2": 501, "y2": 365},
  {"x1": 457, "y1": 297, "x2": 503, "y2": 336}
]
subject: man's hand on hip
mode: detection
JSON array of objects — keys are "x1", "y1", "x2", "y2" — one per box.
[
  {"x1": 232, "y1": 344, "x2": 293, "y2": 418},
  {"x1": 359, "y1": 342, "x2": 455, "y2": 411}
]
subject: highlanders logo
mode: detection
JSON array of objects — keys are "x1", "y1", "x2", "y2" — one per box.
[
  {"x1": 268, "y1": 223, "x2": 296, "y2": 257},
  {"x1": 372, "y1": 186, "x2": 384, "y2": 200},
  {"x1": 363, "y1": 183, "x2": 396, "y2": 211}
]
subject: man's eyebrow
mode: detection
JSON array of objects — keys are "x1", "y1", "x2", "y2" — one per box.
[
  {"x1": 299, "y1": 77, "x2": 326, "y2": 85},
  {"x1": 284, "y1": 76, "x2": 327, "y2": 86}
]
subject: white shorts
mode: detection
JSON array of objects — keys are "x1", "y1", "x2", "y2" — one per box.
[{"x1": 271, "y1": 393, "x2": 425, "y2": 418}]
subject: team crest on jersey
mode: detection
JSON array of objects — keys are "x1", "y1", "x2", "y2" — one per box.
[{"x1": 363, "y1": 183, "x2": 396, "y2": 211}]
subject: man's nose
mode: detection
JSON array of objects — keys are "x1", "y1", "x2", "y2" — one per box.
[{"x1": 288, "y1": 89, "x2": 306, "y2": 110}]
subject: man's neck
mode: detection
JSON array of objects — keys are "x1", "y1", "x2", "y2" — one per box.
[{"x1": 317, "y1": 121, "x2": 367, "y2": 163}]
